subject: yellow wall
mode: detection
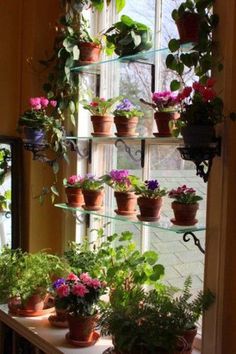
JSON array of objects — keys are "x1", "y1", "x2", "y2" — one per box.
[{"x1": 0, "y1": 0, "x2": 67, "y2": 253}]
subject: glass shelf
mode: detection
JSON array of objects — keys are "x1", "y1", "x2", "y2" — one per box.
[
  {"x1": 55, "y1": 203, "x2": 205, "y2": 234},
  {"x1": 65, "y1": 136, "x2": 182, "y2": 143}
]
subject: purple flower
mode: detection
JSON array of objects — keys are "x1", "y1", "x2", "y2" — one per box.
[
  {"x1": 85, "y1": 173, "x2": 96, "y2": 180},
  {"x1": 116, "y1": 99, "x2": 134, "y2": 112},
  {"x1": 53, "y1": 278, "x2": 66, "y2": 289},
  {"x1": 110, "y1": 169, "x2": 129, "y2": 183},
  {"x1": 145, "y1": 179, "x2": 159, "y2": 191},
  {"x1": 152, "y1": 91, "x2": 178, "y2": 109}
]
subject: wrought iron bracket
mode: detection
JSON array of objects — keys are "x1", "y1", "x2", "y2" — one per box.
[
  {"x1": 71, "y1": 212, "x2": 90, "y2": 227},
  {"x1": 182, "y1": 231, "x2": 205, "y2": 254},
  {"x1": 115, "y1": 138, "x2": 146, "y2": 168},
  {"x1": 177, "y1": 138, "x2": 221, "y2": 182},
  {"x1": 23, "y1": 142, "x2": 57, "y2": 167},
  {"x1": 65, "y1": 138, "x2": 91, "y2": 160}
]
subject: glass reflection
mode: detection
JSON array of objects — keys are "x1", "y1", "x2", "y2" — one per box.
[{"x1": 0, "y1": 144, "x2": 11, "y2": 247}]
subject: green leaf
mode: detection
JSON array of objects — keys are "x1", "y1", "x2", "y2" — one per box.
[
  {"x1": 51, "y1": 185, "x2": 59, "y2": 197},
  {"x1": 120, "y1": 15, "x2": 134, "y2": 27},
  {"x1": 69, "y1": 100, "x2": 76, "y2": 114},
  {"x1": 165, "y1": 54, "x2": 177, "y2": 70},
  {"x1": 130, "y1": 31, "x2": 142, "y2": 48},
  {"x1": 72, "y1": 45, "x2": 80, "y2": 60},
  {"x1": 170, "y1": 80, "x2": 181, "y2": 92},
  {"x1": 172, "y1": 9, "x2": 179, "y2": 21},
  {"x1": 118, "y1": 231, "x2": 133, "y2": 242},
  {"x1": 70, "y1": 114, "x2": 76, "y2": 126},
  {"x1": 115, "y1": 0, "x2": 126, "y2": 12},
  {"x1": 52, "y1": 161, "x2": 59, "y2": 174},
  {"x1": 143, "y1": 251, "x2": 158, "y2": 265},
  {"x1": 168, "y1": 39, "x2": 180, "y2": 53}
]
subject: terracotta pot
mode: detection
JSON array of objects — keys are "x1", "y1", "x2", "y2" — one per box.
[
  {"x1": 82, "y1": 189, "x2": 104, "y2": 210},
  {"x1": 171, "y1": 201, "x2": 199, "y2": 226},
  {"x1": 154, "y1": 111, "x2": 180, "y2": 137},
  {"x1": 181, "y1": 125, "x2": 216, "y2": 147},
  {"x1": 114, "y1": 191, "x2": 137, "y2": 215},
  {"x1": 174, "y1": 327, "x2": 198, "y2": 354},
  {"x1": 22, "y1": 293, "x2": 45, "y2": 312},
  {"x1": 65, "y1": 187, "x2": 84, "y2": 207},
  {"x1": 91, "y1": 115, "x2": 113, "y2": 137},
  {"x1": 137, "y1": 197, "x2": 163, "y2": 222},
  {"x1": 67, "y1": 313, "x2": 97, "y2": 341},
  {"x1": 114, "y1": 116, "x2": 139, "y2": 137},
  {"x1": 23, "y1": 127, "x2": 45, "y2": 144},
  {"x1": 78, "y1": 42, "x2": 101, "y2": 64},
  {"x1": 176, "y1": 12, "x2": 201, "y2": 44}
]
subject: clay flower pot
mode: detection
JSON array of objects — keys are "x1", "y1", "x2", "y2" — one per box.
[
  {"x1": 78, "y1": 42, "x2": 101, "y2": 65},
  {"x1": 181, "y1": 125, "x2": 216, "y2": 147},
  {"x1": 67, "y1": 313, "x2": 98, "y2": 342},
  {"x1": 154, "y1": 111, "x2": 179, "y2": 137},
  {"x1": 171, "y1": 201, "x2": 199, "y2": 226},
  {"x1": 65, "y1": 187, "x2": 84, "y2": 208},
  {"x1": 114, "y1": 116, "x2": 139, "y2": 137},
  {"x1": 174, "y1": 326, "x2": 197, "y2": 354},
  {"x1": 82, "y1": 189, "x2": 104, "y2": 211},
  {"x1": 176, "y1": 12, "x2": 201, "y2": 44},
  {"x1": 22, "y1": 293, "x2": 45, "y2": 312},
  {"x1": 137, "y1": 196, "x2": 163, "y2": 222},
  {"x1": 114, "y1": 191, "x2": 137, "y2": 216},
  {"x1": 91, "y1": 115, "x2": 113, "y2": 137}
]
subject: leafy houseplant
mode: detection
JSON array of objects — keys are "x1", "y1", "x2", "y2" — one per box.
[
  {"x1": 140, "y1": 91, "x2": 180, "y2": 137},
  {"x1": 81, "y1": 96, "x2": 120, "y2": 136},
  {"x1": 103, "y1": 169, "x2": 139, "y2": 215},
  {"x1": 135, "y1": 179, "x2": 167, "y2": 222},
  {"x1": 81, "y1": 174, "x2": 104, "y2": 210},
  {"x1": 104, "y1": 15, "x2": 153, "y2": 57},
  {"x1": 0, "y1": 190, "x2": 11, "y2": 211},
  {"x1": 166, "y1": 0, "x2": 219, "y2": 91},
  {"x1": 0, "y1": 247, "x2": 69, "y2": 315},
  {"x1": 63, "y1": 175, "x2": 84, "y2": 207},
  {"x1": 168, "y1": 185, "x2": 203, "y2": 226},
  {"x1": 53, "y1": 272, "x2": 105, "y2": 343},
  {"x1": 113, "y1": 98, "x2": 143, "y2": 137},
  {"x1": 170, "y1": 80, "x2": 224, "y2": 146}
]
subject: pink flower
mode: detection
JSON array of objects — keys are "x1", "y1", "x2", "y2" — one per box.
[
  {"x1": 67, "y1": 175, "x2": 82, "y2": 185},
  {"x1": 202, "y1": 88, "x2": 216, "y2": 101},
  {"x1": 89, "y1": 279, "x2": 101, "y2": 289},
  {"x1": 72, "y1": 283, "x2": 89, "y2": 297},
  {"x1": 206, "y1": 78, "x2": 216, "y2": 88},
  {"x1": 34, "y1": 104, "x2": 42, "y2": 110},
  {"x1": 56, "y1": 284, "x2": 69, "y2": 297},
  {"x1": 50, "y1": 100, "x2": 57, "y2": 107},
  {"x1": 66, "y1": 273, "x2": 79, "y2": 281},
  {"x1": 29, "y1": 97, "x2": 41, "y2": 108},
  {"x1": 40, "y1": 97, "x2": 49, "y2": 108},
  {"x1": 80, "y1": 273, "x2": 92, "y2": 285}
]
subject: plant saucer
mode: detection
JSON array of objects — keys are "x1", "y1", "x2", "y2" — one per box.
[
  {"x1": 15, "y1": 305, "x2": 55, "y2": 317},
  {"x1": 115, "y1": 133, "x2": 139, "y2": 137},
  {"x1": 170, "y1": 218, "x2": 198, "y2": 226},
  {"x1": 48, "y1": 314, "x2": 68, "y2": 328},
  {"x1": 91, "y1": 133, "x2": 113, "y2": 137},
  {"x1": 137, "y1": 214, "x2": 160, "y2": 222},
  {"x1": 114, "y1": 209, "x2": 137, "y2": 216},
  {"x1": 65, "y1": 331, "x2": 100, "y2": 347}
]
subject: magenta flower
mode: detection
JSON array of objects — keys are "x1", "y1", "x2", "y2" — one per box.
[
  {"x1": 168, "y1": 185, "x2": 202, "y2": 204},
  {"x1": 29, "y1": 97, "x2": 41, "y2": 107},
  {"x1": 50, "y1": 100, "x2": 57, "y2": 107},
  {"x1": 67, "y1": 175, "x2": 82, "y2": 185},
  {"x1": 110, "y1": 169, "x2": 129, "y2": 183},
  {"x1": 40, "y1": 97, "x2": 49, "y2": 108},
  {"x1": 72, "y1": 283, "x2": 89, "y2": 297},
  {"x1": 89, "y1": 279, "x2": 101, "y2": 289},
  {"x1": 57, "y1": 284, "x2": 69, "y2": 298},
  {"x1": 80, "y1": 273, "x2": 92, "y2": 285},
  {"x1": 66, "y1": 273, "x2": 79, "y2": 281}
]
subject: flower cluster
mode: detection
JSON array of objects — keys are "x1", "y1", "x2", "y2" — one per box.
[
  {"x1": 81, "y1": 173, "x2": 104, "y2": 191},
  {"x1": 113, "y1": 98, "x2": 143, "y2": 118},
  {"x1": 152, "y1": 91, "x2": 179, "y2": 112},
  {"x1": 81, "y1": 96, "x2": 120, "y2": 116},
  {"x1": 103, "y1": 169, "x2": 139, "y2": 192},
  {"x1": 177, "y1": 79, "x2": 224, "y2": 127},
  {"x1": 18, "y1": 96, "x2": 57, "y2": 130},
  {"x1": 168, "y1": 185, "x2": 203, "y2": 204},
  {"x1": 135, "y1": 179, "x2": 167, "y2": 199},
  {"x1": 63, "y1": 175, "x2": 84, "y2": 188},
  {"x1": 53, "y1": 272, "x2": 104, "y2": 316}
]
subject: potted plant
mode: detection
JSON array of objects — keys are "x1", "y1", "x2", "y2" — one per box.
[
  {"x1": 0, "y1": 247, "x2": 69, "y2": 315},
  {"x1": 63, "y1": 175, "x2": 84, "y2": 207},
  {"x1": 170, "y1": 79, "x2": 224, "y2": 146},
  {"x1": 104, "y1": 15, "x2": 153, "y2": 57},
  {"x1": 168, "y1": 185, "x2": 203, "y2": 226},
  {"x1": 140, "y1": 91, "x2": 180, "y2": 137},
  {"x1": 81, "y1": 96, "x2": 120, "y2": 136},
  {"x1": 135, "y1": 179, "x2": 167, "y2": 222},
  {"x1": 102, "y1": 169, "x2": 139, "y2": 215},
  {"x1": 18, "y1": 96, "x2": 57, "y2": 144},
  {"x1": 113, "y1": 98, "x2": 143, "y2": 137},
  {"x1": 81, "y1": 173, "x2": 104, "y2": 210},
  {"x1": 53, "y1": 272, "x2": 105, "y2": 346}
]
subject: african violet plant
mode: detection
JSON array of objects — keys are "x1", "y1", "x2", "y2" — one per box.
[
  {"x1": 102, "y1": 169, "x2": 139, "y2": 192},
  {"x1": 135, "y1": 179, "x2": 167, "y2": 199},
  {"x1": 113, "y1": 98, "x2": 143, "y2": 118},
  {"x1": 168, "y1": 185, "x2": 203, "y2": 204},
  {"x1": 81, "y1": 173, "x2": 104, "y2": 191},
  {"x1": 140, "y1": 91, "x2": 180, "y2": 113},
  {"x1": 81, "y1": 96, "x2": 120, "y2": 116}
]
